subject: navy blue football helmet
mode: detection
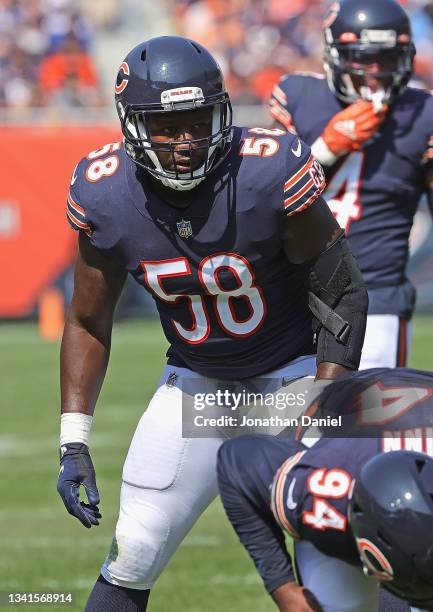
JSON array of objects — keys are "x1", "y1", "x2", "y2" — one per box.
[
  {"x1": 114, "y1": 36, "x2": 232, "y2": 191},
  {"x1": 349, "y1": 451, "x2": 433, "y2": 608},
  {"x1": 323, "y1": 0, "x2": 415, "y2": 105}
]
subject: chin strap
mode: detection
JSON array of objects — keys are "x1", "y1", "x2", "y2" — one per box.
[
  {"x1": 125, "y1": 141, "x2": 207, "y2": 191},
  {"x1": 156, "y1": 172, "x2": 206, "y2": 191}
]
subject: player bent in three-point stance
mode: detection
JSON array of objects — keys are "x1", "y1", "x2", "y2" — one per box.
[
  {"x1": 217, "y1": 367, "x2": 433, "y2": 612},
  {"x1": 56, "y1": 36, "x2": 367, "y2": 611},
  {"x1": 270, "y1": 0, "x2": 433, "y2": 370}
]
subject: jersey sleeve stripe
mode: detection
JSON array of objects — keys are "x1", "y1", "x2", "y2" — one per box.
[
  {"x1": 269, "y1": 99, "x2": 296, "y2": 132},
  {"x1": 67, "y1": 192, "x2": 85, "y2": 216},
  {"x1": 284, "y1": 157, "x2": 325, "y2": 215},
  {"x1": 286, "y1": 184, "x2": 324, "y2": 217},
  {"x1": 270, "y1": 451, "x2": 306, "y2": 538},
  {"x1": 284, "y1": 156, "x2": 313, "y2": 192},
  {"x1": 272, "y1": 452, "x2": 303, "y2": 526},
  {"x1": 66, "y1": 208, "x2": 92, "y2": 235},
  {"x1": 271, "y1": 84, "x2": 288, "y2": 106},
  {"x1": 284, "y1": 177, "x2": 314, "y2": 209}
]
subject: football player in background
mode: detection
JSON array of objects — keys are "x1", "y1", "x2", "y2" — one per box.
[
  {"x1": 270, "y1": 0, "x2": 433, "y2": 370},
  {"x1": 56, "y1": 36, "x2": 367, "y2": 611},
  {"x1": 217, "y1": 367, "x2": 433, "y2": 611}
]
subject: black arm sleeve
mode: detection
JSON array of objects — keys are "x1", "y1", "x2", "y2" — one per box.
[
  {"x1": 308, "y1": 232, "x2": 368, "y2": 370},
  {"x1": 217, "y1": 440, "x2": 296, "y2": 594}
]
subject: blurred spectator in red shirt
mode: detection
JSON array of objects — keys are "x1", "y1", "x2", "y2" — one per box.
[
  {"x1": 0, "y1": 0, "x2": 103, "y2": 110},
  {"x1": 38, "y1": 34, "x2": 102, "y2": 107}
]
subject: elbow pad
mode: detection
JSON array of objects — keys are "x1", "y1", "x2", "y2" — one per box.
[{"x1": 308, "y1": 232, "x2": 368, "y2": 370}]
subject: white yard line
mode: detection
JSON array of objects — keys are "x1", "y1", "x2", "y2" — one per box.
[
  {"x1": 0, "y1": 534, "x2": 222, "y2": 549},
  {"x1": 0, "y1": 433, "x2": 124, "y2": 456},
  {"x1": 0, "y1": 536, "x2": 110, "y2": 549},
  {"x1": 210, "y1": 573, "x2": 261, "y2": 585}
]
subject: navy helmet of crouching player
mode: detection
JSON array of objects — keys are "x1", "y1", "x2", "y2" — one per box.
[
  {"x1": 349, "y1": 451, "x2": 433, "y2": 608},
  {"x1": 114, "y1": 35, "x2": 233, "y2": 191},
  {"x1": 323, "y1": 0, "x2": 415, "y2": 105}
]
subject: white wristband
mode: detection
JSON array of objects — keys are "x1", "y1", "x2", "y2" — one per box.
[
  {"x1": 311, "y1": 136, "x2": 340, "y2": 166},
  {"x1": 60, "y1": 412, "x2": 93, "y2": 446}
]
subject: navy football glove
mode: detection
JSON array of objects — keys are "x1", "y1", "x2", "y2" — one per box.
[{"x1": 57, "y1": 443, "x2": 101, "y2": 528}]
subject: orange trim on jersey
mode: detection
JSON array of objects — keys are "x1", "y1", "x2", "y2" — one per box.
[
  {"x1": 67, "y1": 192, "x2": 85, "y2": 216},
  {"x1": 66, "y1": 209, "x2": 92, "y2": 236},
  {"x1": 271, "y1": 450, "x2": 306, "y2": 539},
  {"x1": 269, "y1": 99, "x2": 297, "y2": 132},
  {"x1": 284, "y1": 156, "x2": 313, "y2": 192},
  {"x1": 284, "y1": 178, "x2": 315, "y2": 209},
  {"x1": 272, "y1": 84, "x2": 288, "y2": 106},
  {"x1": 286, "y1": 185, "x2": 323, "y2": 216},
  {"x1": 274, "y1": 484, "x2": 299, "y2": 536},
  {"x1": 397, "y1": 318, "x2": 408, "y2": 367},
  {"x1": 66, "y1": 208, "x2": 88, "y2": 229}
]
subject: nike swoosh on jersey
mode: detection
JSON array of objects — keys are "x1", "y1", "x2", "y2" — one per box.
[
  {"x1": 286, "y1": 477, "x2": 297, "y2": 510},
  {"x1": 71, "y1": 164, "x2": 78, "y2": 185},
  {"x1": 291, "y1": 140, "x2": 302, "y2": 157}
]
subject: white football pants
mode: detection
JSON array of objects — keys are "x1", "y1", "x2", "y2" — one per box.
[
  {"x1": 296, "y1": 541, "x2": 429, "y2": 612},
  {"x1": 296, "y1": 541, "x2": 379, "y2": 612},
  {"x1": 101, "y1": 355, "x2": 316, "y2": 589},
  {"x1": 360, "y1": 314, "x2": 410, "y2": 370}
]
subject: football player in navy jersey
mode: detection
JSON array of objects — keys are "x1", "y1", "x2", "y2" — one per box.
[
  {"x1": 217, "y1": 367, "x2": 433, "y2": 611},
  {"x1": 56, "y1": 36, "x2": 367, "y2": 611},
  {"x1": 270, "y1": 0, "x2": 433, "y2": 371}
]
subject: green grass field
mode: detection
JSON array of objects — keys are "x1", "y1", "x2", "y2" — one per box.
[{"x1": 1, "y1": 316, "x2": 433, "y2": 611}]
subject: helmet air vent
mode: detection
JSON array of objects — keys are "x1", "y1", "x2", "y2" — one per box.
[
  {"x1": 415, "y1": 459, "x2": 426, "y2": 473},
  {"x1": 191, "y1": 42, "x2": 202, "y2": 54}
]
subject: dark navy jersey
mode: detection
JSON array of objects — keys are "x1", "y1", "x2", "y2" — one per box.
[
  {"x1": 270, "y1": 438, "x2": 374, "y2": 566},
  {"x1": 271, "y1": 368, "x2": 433, "y2": 565},
  {"x1": 66, "y1": 127, "x2": 325, "y2": 379},
  {"x1": 297, "y1": 366, "x2": 433, "y2": 443},
  {"x1": 270, "y1": 73, "x2": 433, "y2": 317},
  {"x1": 217, "y1": 367, "x2": 433, "y2": 592}
]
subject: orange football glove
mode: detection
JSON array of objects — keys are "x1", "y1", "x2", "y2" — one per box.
[{"x1": 322, "y1": 100, "x2": 388, "y2": 156}]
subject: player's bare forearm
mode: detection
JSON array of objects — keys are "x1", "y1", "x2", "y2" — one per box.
[
  {"x1": 272, "y1": 582, "x2": 323, "y2": 612},
  {"x1": 283, "y1": 196, "x2": 341, "y2": 264},
  {"x1": 425, "y1": 165, "x2": 433, "y2": 215},
  {"x1": 61, "y1": 233, "x2": 126, "y2": 415},
  {"x1": 61, "y1": 318, "x2": 111, "y2": 415},
  {"x1": 315, "y1": 362, "x2": 350, "y2": 380}
]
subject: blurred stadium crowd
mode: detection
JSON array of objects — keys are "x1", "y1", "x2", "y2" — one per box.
[
  {"x1": 2, "y1": 0, "x2": 433, "y2": 111},
  {"x1": 0, "y1": 0, "x2": 118, "y2": 109},
  {"x1": 174, "y1": 0, "x2": 433, "y2": 103}
]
